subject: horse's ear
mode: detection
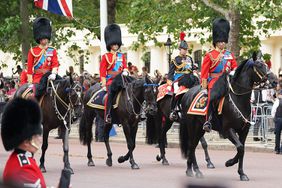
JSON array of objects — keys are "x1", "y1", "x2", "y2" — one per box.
[
  {"x1": 252, "y1": 51, "x2": 257, "y2": 61},
  {"x1": 145, "y1": 75, "x2": 151, "y2": 84},
  {"x1": 69, "y1": 73, "x2": 74, "y2": 85}
]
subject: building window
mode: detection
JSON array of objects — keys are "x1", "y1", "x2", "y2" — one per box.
[
  {"x1": 194, "y1": 50, "x2": 202, "y2": 70},
  {"x1": 79, "y1": 55, "x2": 84, "y2": 74}
]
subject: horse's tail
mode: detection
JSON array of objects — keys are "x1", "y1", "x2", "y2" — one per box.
[
  {"x1": 179, "y1": 118, "x2": 189, "y2": 158},
  {"x1": 79, "y1": 105, "x2": 95, "y2": 145},
  {"x1": 146, "y1": 113, "x2": 161, "y2": 145}
]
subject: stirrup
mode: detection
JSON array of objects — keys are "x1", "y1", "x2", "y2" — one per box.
[
  {"x1": 169, "y1": 111, "x2": 178, "y2": 121},
  {"x1": 203, "y1": 121, "x2": 212, "y2": 132},
  {"x1": 105, "y1": 114, "x2": 112, "y2": 124}
]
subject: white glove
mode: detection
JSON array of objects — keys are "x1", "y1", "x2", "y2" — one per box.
[
  {"x1": 202, "y1": 89, "x2": 208, "y2": 95},
  {"x1": 229, "y1": 70, "x2": 235, "y2": 76},
  {"x1": 122, "y1": 71, "x2": 129, "y2": 76},
  {"x1": 48, "y1": 73, "x2": 56, "y2": 80}
]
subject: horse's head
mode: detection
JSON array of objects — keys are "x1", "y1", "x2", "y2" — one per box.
[
  {"x1": 68, "y1": 79, "x2": 83, "y2": 120},
  {"x1": 143, "y1": 75, "x2": 158, "y2": 115},
  {"x1": 250, "y1": 51, "x2": 277, "y2": 89}
]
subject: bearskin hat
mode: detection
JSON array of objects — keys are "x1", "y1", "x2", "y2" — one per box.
[
  {"x1": 104, "y1": 24, "x2": 122, "y2": 51},
  {"x1": 212, "y1": 18, "x2": 230, "y2": 44},
  {"x1": 179, "y1": 32, "x2": 188, "y2": 49},
  {"x1": 33, "y1": 17, "x2": 52, "y2": 44},
  {"x1": 1, "y1": 98, "x2": 42, "y2": 151}
]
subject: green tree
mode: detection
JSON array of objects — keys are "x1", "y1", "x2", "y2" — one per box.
[{"x1": 126, "y1": 0, "x2": 282, "y2": 60}]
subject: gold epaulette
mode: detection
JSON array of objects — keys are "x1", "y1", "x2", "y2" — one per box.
[
  {"x1": 172, "y1": 57, "x2": 186, "y2": 69},
  {"x1": 30, "y1": 46, "x2": 45, "y2": 58}
]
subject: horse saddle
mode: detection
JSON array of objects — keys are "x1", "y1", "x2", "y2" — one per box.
[
  {"x1": 157, "y1": 83, "x2": 172, "y2": 102},
  {"x1": 86, "y1": 88, "x2": 121, "y2": 110},
  {"x1": 187, "y1": 91, "x2": 225, "y2": 116}
]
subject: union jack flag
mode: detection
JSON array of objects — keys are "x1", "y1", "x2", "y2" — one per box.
[{"x1": 34, "y1": 0, "x2": 73, "y2": 18}]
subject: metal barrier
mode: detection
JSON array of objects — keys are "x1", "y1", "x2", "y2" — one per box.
[{"x1": 250, "y1": 103, "x2": 275, "y2": 143}]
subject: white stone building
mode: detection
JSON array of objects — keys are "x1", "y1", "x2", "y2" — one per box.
[{"x1": 0, "y1": 24, "x2": 281, "y2": 77}]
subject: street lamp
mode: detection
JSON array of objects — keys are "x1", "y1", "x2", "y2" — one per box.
[{"x1": 164, "y1": 36, "x2": 172, "y2": 65}]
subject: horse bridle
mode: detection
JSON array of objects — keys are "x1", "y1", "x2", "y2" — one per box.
[
  {"x1": 122, "y1": 75, "x2": 158, "y2": 117},
  {"x1": 50, "y1": 80, "x2": 82, "y2": 130},
  {"x1": 229, "y1": 61, "x2": 269, "y2": 96}
]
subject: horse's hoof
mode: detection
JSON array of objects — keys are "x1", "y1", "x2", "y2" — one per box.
[
  {"x1": 118, "y1": 156, "x2": 125, "y2": 163},
  {"x1": 207, "y1": 162, "x2": 215, "y2": 169},
  {"x1": 64, "y1": 167, "x2": 74, "y2": 174},
  {"x1": 88, "y1": 160, "x2": 95, "y2": 167},
  {"x1": 186, "y1": 170, "x2": 194, "y2": 177},
  {"x1": 156, "y1": 155, "x2": 162, "y2": 162},
  {"x1": 225, "y1": 159, "x2": 237, "y2": 167},
  {"x1": 131, "y1": 163, "x2": 140, "y2": 170},
  {"x1": 40, "y1": 166, "x2": 46, "y2": 173},
  {"x1": 195, "y1": 171, "x2": 204, "y2": 179},
  {"x1": 162, "y1": 159, "x2": 169, "y2": 166},
  {"x1": 106, "y1": 158, "x2": 112, "y2": 167},
  {"x1": 240, "y1": 174, "x2": 249, "y2": 181}
]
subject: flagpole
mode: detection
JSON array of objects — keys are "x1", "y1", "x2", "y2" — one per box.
[{"x1": 100, "y1": 0, "x2": 108, "y2": 54}]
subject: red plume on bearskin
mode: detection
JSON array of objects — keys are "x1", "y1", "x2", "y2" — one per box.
[{"x1": 180, "y1": 32, "x2": 186, "y2": 41}]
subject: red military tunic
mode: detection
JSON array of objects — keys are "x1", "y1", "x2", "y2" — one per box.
[
  {"x1": 201, "y1": 49, "x2": 237, "y2": 89},
  {"x1": 100, "y1": 52, "x2": 127, "y2": 86},
  {"x1": 20, "y1": 69, "x2": 28, "y2": 86},
  {"x1": 3, "y1": 149, "x2": 47, "y2": 188},
  {"x1": 27, "y1": 46, "x2": 59, "y2": 84}
]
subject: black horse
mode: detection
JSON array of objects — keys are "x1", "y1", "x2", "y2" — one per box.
[
  {"x1": 79, "y1": 75, "x2": 158, "y2": 169},
  {"x1": 179, "y1": 54, "x2": 276, "y2": 181},
  {"x1": 146, "y1": 73, "x2": 214, "y2": 168},
  {"x1": 15, "y1": 75, "x2": 82, "y2": 174}
]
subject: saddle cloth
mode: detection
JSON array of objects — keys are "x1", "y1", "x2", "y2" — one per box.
[
  {"x1": 187, "y1": 91, "x2": 225, "y2": 116},
  {"x1": 157, "y1": 84, "x2": 188, "y2": 102},
  {"x1": 86, "y1": 88, "x2": 121, "y2": 110}
]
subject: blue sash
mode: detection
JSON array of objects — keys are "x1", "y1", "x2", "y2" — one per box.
[
  {"x1": 106, "y1": 53, "x2": 123, "y2": 81},
  {"x1": 34, "y1": 48, "x2": 54, "y2": 70},
  {"x1": 213, "y1": 51, "x2": 230, "y2": 73},
  {"x1": 208, "y1": 51, "x2": 230, "y2": 82}
]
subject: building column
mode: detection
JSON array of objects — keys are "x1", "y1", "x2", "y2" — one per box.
[{"x1": 150, "y1": 46, "x2": 164, "y2": 75}]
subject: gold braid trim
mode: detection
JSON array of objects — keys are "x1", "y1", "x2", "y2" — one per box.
[
  {"x1": 30, "y1": 46, "x2": 45, "y2": 58},
  {"x1": 209, "y1": 51, "x2": 223, "y2": 70},
  {"x1": 172, "y1": 58, "x2": 186, "y2": 69},
  {"x1": 106, "y1": 52, "x2": 117, "y2": 70}
]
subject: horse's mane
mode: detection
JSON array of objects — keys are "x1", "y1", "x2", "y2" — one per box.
[{"x1": 232, "y1": 59, "x2": 250, "y2": 81}]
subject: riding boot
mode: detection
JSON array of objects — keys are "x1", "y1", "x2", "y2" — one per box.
[
  {"x1": 105, "y1": 92, "x2": 114, "y2": 124},
  {"x1": 169, "y1": 96, "x2": 178, "y2": 121},
  {"x1": 203, "y1": 105, "x2": 213, "y2": 132}
]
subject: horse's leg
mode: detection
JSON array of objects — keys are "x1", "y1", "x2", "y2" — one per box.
[
  {"x1": 157, "y1": 119, "x2": 172, "y2": 165},
  {"x1": 186, "y1": 150, "x2": 194, "y2": 177},
  {"x1": 104, "y1": 123, "x2": 113, "y2": 167},
  {"x1": 62, "y1": 126, "x2": 74, "y2": 174},
  {"x1": 199, "y1": 137, "x2": 215, "y2": 169},
  {"x1": 226, "y1": 128, "x2": 249, "y2": 181},
  {"x1": 39, "y1": 129, "x2": 49, "y2": 173},
  {"x1": 225, "y1": 128, "x2": 241, "y2": 167},
  {"x1": 118, "y1": 123, "x2": 139, "y2": 169},
  {"x1": 87, "y1": 142, "x2": 95, "y2": 166},
  {"x1": 237, "y1": 129, "x2": 249, "y2": 181},
  {"x1": 129, "y1": 123, "x2": 139, "y2": 169},
  {"x1": 191, "y1": 147, "x2": 204, "y2": 178}
]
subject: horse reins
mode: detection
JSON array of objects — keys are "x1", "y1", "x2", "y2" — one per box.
[
  {"x1": 50, "y1": 80, "x2": 81, "y2": 131},
  {"x1": 227, "y1": 63, "x2": 269, "y2": 127}
]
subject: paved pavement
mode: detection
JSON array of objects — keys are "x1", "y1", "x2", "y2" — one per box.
[{"x1": 1, "y1": 138, "x2": 281, "y2": 188}]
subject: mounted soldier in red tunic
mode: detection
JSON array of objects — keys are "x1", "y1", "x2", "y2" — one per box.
[
  {"x1": 27, "y1": 17, "x2": 60, "y2": 100},
  {"x1": 201, "y1": 18, "x2": 237, "y2": 132},
  {"x1": 100, "y1": 24, "x2": 128, "y2": 124}
]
